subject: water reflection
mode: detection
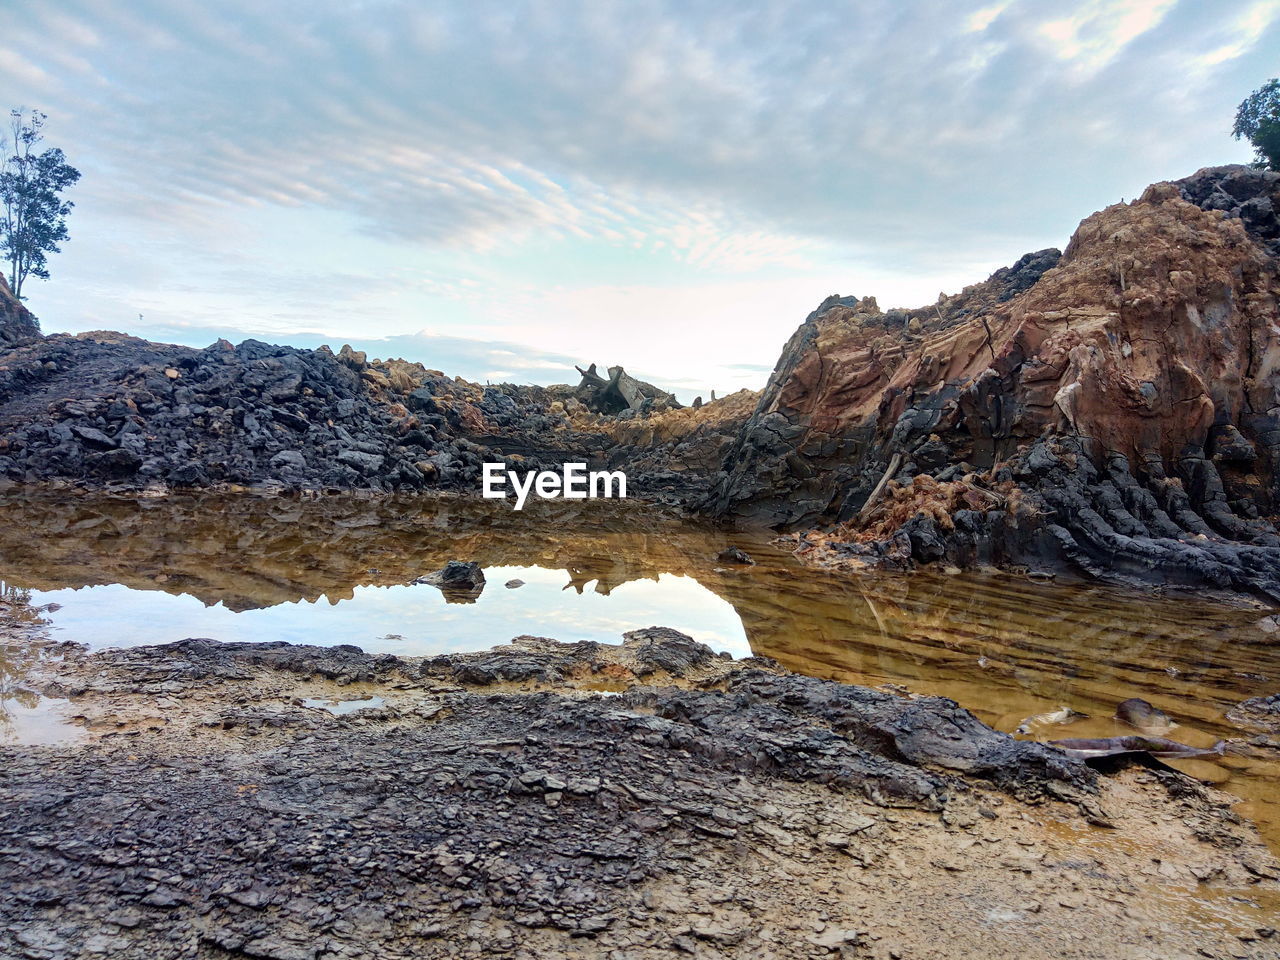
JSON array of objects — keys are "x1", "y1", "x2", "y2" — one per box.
[
  {"x1": 1, "y1": 581, "x2": 84, "y2": 745},
  {"x1": 29, "y1": 567, "x2": 752, "y2": 658},
  {"x1": 0, "y1": 490, "x2": 1277, "y2": 844}
]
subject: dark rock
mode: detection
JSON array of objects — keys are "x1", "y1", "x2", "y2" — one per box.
[
  {"x1": 71, "y1": 425, "x2": 116, "y2": 450},
  {"x1": 622, "y1": 627, "x2": 715, "y2": 677},
  {"x1": 715, "y1": 547, "x2": 754, "y2": 565},
  {"x1": 337, "y1": 450, "x2": 384, "y2": 474},
  {"x1": 415, "y1": 561, "x2": 486, "y2": 603},
  {"x1": 1227, "y1": 693, "x2": 1280, "y2": 733},
  {"x1": 89, "y1": 447, "x2": 142, "y2": 478}
]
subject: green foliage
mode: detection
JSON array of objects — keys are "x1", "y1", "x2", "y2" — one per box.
[
  {"x1": 1233, "y1": 79, "x2": 1280, "y2": 171},
  {"x1": 0, "y1": 109, "x2": 81, "y2": 299}
]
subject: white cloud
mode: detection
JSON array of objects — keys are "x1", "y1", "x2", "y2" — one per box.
[
  {"x1": 1189, "y1": 0, "x2": 1280, "y2": 70},
  {"x1": 1037, "y1": 0, "x2": 1177, "y2": 74},
  {"x1": 965, "y1": 1, "x2": 1017, "y2": 33}
]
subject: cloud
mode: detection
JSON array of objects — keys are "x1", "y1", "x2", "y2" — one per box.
[
  {"x1": 1036, "y1": 1, "x2": 1178, "y2": 75},
  {"x1": 1189, "y1": 0, "x2": 1280, "y2": 71},
  {"x1": 1, "y1": 0, "x2": 1277, "y2": 393}
]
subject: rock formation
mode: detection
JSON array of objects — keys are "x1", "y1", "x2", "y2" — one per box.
[
  {"x1": 703, "y1": 165, "x2": 1280, "y2": 601},
  {"x1": 0, "y1": 334, "x2": 746, "y2": 498},
  {"x1": 0, "y1": 274, "x2": 40, "y2": 346},
  {"x1": 2, "y1": 164, "x2": 1280, "y2": 599}
]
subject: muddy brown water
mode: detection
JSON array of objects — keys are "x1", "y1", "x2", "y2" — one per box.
[{"x1": 1, "y1": 489, "x2": 1278, "y2": 852}]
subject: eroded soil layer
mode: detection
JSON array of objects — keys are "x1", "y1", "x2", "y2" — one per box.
[{"x1": 3, "y1": 632, "x2": 1278, "y2": 960}]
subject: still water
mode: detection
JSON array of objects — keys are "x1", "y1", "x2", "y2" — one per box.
[{"x1": 1, "y1": 490, "x2": 1277, "y2": 847}]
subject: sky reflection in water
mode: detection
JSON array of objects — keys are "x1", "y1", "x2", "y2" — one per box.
[{"x1": 31, "y1": 565, "x2": 751, "y2": 658}]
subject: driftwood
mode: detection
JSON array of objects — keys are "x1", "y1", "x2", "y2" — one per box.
[
  {"x1": 857, "y1": 453, "x2": 903, "y2": 524},
  {"x1": 575, "y1": 363, "x2": 605, "y2": 385},
  {"x1": 573, "y1": 362, "x2": 681, "y2": 415},
  {"x1": 1048, "y1": 736, "x2": 1225, "y2": 762}
]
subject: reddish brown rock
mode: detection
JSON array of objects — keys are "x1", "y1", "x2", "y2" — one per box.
[{"x1": 707, "y1": 166, "x2": 1280, "y2": 600}]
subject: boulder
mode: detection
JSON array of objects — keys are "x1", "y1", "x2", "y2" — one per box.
[{"x1": 415, "y1": 560, "x2": 486, "y2": 603}]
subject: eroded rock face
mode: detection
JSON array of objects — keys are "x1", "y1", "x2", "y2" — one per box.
[
  {"x1": 705, "y1": 166, "x2": 1280, "y2": 600},
  {"x1": 0, "y1": 274, "x2": 40, "y2": 346}
]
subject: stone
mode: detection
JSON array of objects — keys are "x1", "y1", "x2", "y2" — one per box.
[
  {"x1": 810, "y1": 926, "x2": 863, "y2": 948},
  {"x1": 715, "y1": 547, "x2": 754, "y2": 565},
  {"x1": 622, "y1": 627, "x2": 715, "y2": 677},
  {"x1": 72, "y1": 425, "x2": 116, "y2": 450},
  {"x1": 90, "y1": 448, "x2": 142, "y2": 478},
  {"x1": 336, "y1": 450, "x2": 384, "y2": 474},
  {"x1": 417, "y1": 561, "x2": 486, "y2": 590}
]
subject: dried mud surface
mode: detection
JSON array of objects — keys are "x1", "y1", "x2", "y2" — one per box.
[{"x1": 3, "y1": 627, "x2": 1278, "y2": 960}]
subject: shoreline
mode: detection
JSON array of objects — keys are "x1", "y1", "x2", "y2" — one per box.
[{"x1": 3, "y1": 628, "x2": 1279, "y2": 959}]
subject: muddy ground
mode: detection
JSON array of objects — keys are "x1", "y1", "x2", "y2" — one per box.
[{"x1": 2, "y1": 618, "x2": 1279, "y2": 960}]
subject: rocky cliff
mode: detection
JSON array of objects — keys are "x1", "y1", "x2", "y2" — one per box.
[
  {"x1": 0, "y1": 274, "x2": 40, "y2": 345},
  {"x1": 705, "y1": 165, "x2": 1280, "y2": 600}
]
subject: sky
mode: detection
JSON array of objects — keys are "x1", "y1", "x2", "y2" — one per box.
[{"x1": 0, "y1": 0, "x2": 1275, "y2": 399}]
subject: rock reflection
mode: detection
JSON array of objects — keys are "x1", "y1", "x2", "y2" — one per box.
[{"x1": 0, "y1": 489, "x2": 1277, "y2": 845}]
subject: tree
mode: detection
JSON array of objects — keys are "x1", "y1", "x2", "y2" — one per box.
[
  {"x1": 0, "y1": 109, "x2": 80, "y2": 300},
  {"x1": 1233, "y1": 79, "x2": 1280, "y2": 171}
]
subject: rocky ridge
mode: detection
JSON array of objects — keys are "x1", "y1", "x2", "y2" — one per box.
[
  {"x1": 0, "y1": 315, "x2": 749, "y2": 498},
  {"x1": 704, "y1": 165, "x2": 1280, "y2": 601}
]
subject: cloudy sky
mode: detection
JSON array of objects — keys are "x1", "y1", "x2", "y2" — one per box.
[{"x1": 1, "y1": 1, "x2": 1274, "y2": 398}]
